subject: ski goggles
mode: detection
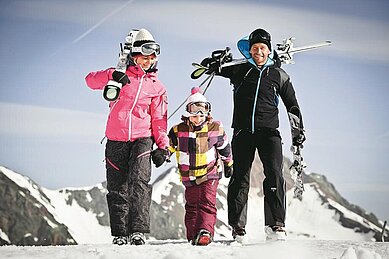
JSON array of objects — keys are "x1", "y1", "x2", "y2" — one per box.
[
  {"x1": 131, "y1": 42, "x2": 161, "y2": 56},
  {"x1": 249, "y1": 29, "x2": 271, "y2": 43},
  {"x1": 186, "y1": 101, "x2": 211, "y2": 115}
]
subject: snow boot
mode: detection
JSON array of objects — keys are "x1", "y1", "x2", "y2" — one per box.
[
  {"x1": 232, "y1": 226, "x2": 246, "y2": 239},
  {"x1": 265, "y1": 225, "x2": 287, "y2": 241},
  {"x1": 112, "y1": 236, "x2": 128, "y2": 245},
  {"x1": 232, "y1": 226, "x2": 246, "y2": 243},
  {"x1": 193, "y1": 229, "x2": 212, "y2": 246},
  {"x1": 129, "y1": 232, "x2": 146, "y2": 245}
]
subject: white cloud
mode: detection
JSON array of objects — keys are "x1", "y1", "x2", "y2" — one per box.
[{"x1": 0, "y1": 102, "x2": 106, "y2": 142}]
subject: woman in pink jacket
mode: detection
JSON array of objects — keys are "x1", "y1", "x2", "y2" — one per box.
[{"x1": 85, "y1": 29, "x2": 169, "y2": 246}]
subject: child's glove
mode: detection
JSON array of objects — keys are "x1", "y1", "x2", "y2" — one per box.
[
  {"x1": 112, "y1": 70, "x2": 129, "y2": 85},
  {"x1": 151, "y1": 148, "x2": 170, "y2": 168},
  {"x1": 224, "y1": 163, "x2": 233, "y2": 178}
]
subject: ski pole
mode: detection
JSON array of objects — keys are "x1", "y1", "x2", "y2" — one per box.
[
  {"x1": 202, "y1": 72, "x2": 215, "y2": 95},
  {"x1": 381, "y1": 220, "x2": 387, "y2": 242}
]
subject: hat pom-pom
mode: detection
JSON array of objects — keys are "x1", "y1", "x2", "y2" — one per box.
[{"x1": 191, "y1": 87, "x2": 202, "y2": 95}]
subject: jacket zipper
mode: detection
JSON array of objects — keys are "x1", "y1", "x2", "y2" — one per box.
[
  {"x1": 251, "y1": 68, "x2": 264, "y2": 133},
  {"x1": 128, "y1": 74, "x2": 145, "y2": 141}
]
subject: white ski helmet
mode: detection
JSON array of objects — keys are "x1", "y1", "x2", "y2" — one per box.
[
  {"x1": 130, "y1": 28, "x2": 160, "y2": 57},
  {"x1": 183, "y1": 87, "x2": 211, "y2": 117}
]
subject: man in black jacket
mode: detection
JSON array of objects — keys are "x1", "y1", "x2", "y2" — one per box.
[{"x1": 201, "y1": 28, "x2": 306, "y2": 241}]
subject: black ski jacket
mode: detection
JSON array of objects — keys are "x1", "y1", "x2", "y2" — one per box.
[{"x1": 218, "y1": 53, "x2": 303, "y2": 132}]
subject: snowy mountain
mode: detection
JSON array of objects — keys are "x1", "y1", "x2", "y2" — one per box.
[
  {"x1": 0, "y1": 159, "x2": 388, "y2": 246},
  {"x1": 151, "y1": 155, "x2": 389, "y2": 242}
]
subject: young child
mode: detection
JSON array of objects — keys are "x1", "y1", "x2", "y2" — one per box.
[
  {"x1": 167, "y1": 87, "x2": 233, "y2": 246},
  {"x1": 85, "y1": 28, "x2": 169, "y2": 246}
]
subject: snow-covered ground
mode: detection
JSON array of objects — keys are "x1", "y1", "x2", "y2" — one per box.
[
  {"x1": 0, "y1": 240, "x2": 387, "y2": 259},
  {"x1": 2, "y1": 165, "x2": 388, "y2": 259}
]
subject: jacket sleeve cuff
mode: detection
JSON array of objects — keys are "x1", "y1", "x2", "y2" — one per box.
[{"x1": 224, "y1": 160, "x2": 233, "y2": 167}]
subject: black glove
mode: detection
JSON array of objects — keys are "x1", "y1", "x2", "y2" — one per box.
[
  {"x1": 151, "y1": 148, "x2": 170, "y2": 168},
  {"x1": 212, "y1": 48, "x2": 232, "y2": 64},
  {"x1": 292, "y1": 131, "x2": 306, "y2": 147},
  {"x1": 224, "y1": 163, "x2": 233, "y2": 178},
  {"x1": 112, "y1": 70, "x2": 129, "y2": 85},
  {"x1": 200, "y1": 48, "x2": 232, "y2": 73},
  {"x1": 200, "y1": 57, "x2": 220, "y2": 73}
]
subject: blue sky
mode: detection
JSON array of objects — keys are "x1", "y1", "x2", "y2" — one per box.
[{"x1": 1, "y1": 0, "x2": 389, "y2": 221}]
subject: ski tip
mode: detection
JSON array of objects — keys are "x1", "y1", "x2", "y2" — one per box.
[
  {"x1": 190, "y1": 68, "x2": 207, "y2": 79},
  {"x1": 192, "y1": 62, "x2": 207, "y2": 69}
]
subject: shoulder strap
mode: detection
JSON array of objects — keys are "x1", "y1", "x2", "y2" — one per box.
[{"x1": 232, "y1": 65, "x2": 253, "y2": 94}]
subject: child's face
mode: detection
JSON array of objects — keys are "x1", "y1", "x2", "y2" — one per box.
[
  {"x1": 134, "y1": 54, "x2": 157, "y2": 70},
  {"x1": 189, "y1": 115, "x2": 206, "y2": 126}
]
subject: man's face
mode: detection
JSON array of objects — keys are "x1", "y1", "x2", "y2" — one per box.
[{"x1": 249, "y1": 42, "x2": 270, "y2": 66}]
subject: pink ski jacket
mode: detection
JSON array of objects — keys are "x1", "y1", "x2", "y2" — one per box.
[{"x1": 85, "y1": 65, "x2": 169, "y2": 149}]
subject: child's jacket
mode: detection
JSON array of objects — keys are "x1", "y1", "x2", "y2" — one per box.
[
  {"x1": 168, "y1": 120, "x2": 232, "y2": 186},
  {"x1": 85, "y1": 65, "x2": 168, "y2": 149}
]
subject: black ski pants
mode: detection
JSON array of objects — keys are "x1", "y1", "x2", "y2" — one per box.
[
  {"x1": 227, "y1": 128, "x2": 286, "y2": 228},
  {"x1": 105, "y1": 137, "x2": 153, "y2": 236}
]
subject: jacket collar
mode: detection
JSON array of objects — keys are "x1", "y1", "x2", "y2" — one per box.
[{"x1": 128, "y1": 64, "x2": 158, "y2": 78}]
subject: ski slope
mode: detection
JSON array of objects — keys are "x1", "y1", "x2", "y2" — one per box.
[{"x1": 0, "y1": 239, "x2": 387, "y2": 259}]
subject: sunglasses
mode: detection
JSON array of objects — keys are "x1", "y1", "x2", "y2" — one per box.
[
  {"x1": 186, "y1": 101, "x2": 211, "y2": 115},
  {"x1": 131, "y1": 42, "x2": 161, "y2": 56}
]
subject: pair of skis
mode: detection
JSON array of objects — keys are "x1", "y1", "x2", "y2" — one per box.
[
  {"x1": 288, "y1": 110, "x2": 306, "y2": 201},
  {"x1": 191, "y1": 37, "x2": 332, "y2": 79},
  {"x1": 290, "y1": 145, "x2": 306, "y2": 201}
]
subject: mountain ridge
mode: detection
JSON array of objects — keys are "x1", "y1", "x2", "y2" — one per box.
[{"x1": 0, "y1": 163, "x2": 387, "y2": 245}]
